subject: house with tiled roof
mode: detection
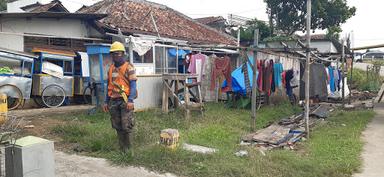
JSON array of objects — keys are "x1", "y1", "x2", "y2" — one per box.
[
  {"x1": 195, "y1": 16, "x2": 228, "y2": 33},
  {"x1": 265, "y1": 34, "x2": 348, "y2": 57},
  {"x1": 20, "y1": 0, "x2": 69, "y2": 13},
  {"x1": 78, "y1": 0, "x2": 236, "y2": 46}
]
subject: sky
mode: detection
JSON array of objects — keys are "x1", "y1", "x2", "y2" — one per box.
[
  {"x1": 148, "y1": 0, "x2": 383, "y2": 49},
  {"x1": 36, "y1": 0, "x2": 384, "y2": 50}
]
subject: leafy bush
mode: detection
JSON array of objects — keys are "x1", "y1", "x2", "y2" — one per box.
[{"x1": 348, "y1": 68, "x2": 382, "y2": 92}]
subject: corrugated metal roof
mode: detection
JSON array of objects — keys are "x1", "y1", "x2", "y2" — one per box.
[
  {"x1": 79, "y1": 0, "x2": 237, "y2": 45},
  {"x1": 195, "y1": 16, "x2": 226, "y2": 25}
]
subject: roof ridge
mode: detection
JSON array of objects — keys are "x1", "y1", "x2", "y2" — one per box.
[{"x1": 78, "y1": 0, "x2": 237, "y2": 45}]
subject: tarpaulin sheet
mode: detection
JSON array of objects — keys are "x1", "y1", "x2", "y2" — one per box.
[
  {"x1": 223, "y1": 54, "x2": 256, "y2": 95},
  {"x1": 168, "y1": 49, "x2": 190, "y2": 58}
]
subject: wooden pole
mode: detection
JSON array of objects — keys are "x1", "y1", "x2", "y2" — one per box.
[
  {"x1": 304, "y1": 0, "x2": 312, "y2": 139},
  {"x1": 342, "y1": 39, "x2": 346, "y2": 107},
  {"x1": 251, "y1": 29, "x2": 259, "y2": 132},
  {"x1": 237, "y1": 26, "x2": 241, "y2": 48},
  {"x1": 351, "y1": 50, "x2": 354, "y2": 86}
]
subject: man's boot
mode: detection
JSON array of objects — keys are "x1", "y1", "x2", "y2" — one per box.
[{"x1": 117, "y1": 131, "x2": 132, "y2": 152}]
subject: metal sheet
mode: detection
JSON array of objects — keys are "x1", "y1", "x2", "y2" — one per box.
[
  {"x1": 0, "y1": 76, "x2": 32, "y2": 99},
  {"x1": 89, "y1": 54, "x2": 112, "y2": 82},
  {"x1": 0, "y1": 51, "x2": 35, "y2": 62},
  {"x1": 32, "y1": 75, "x2": 74, "y2": 96},
  {"x1": 135, "y1": 76, "x2": 163, "y2": 110},
  {"x1": 42, "y1": 53, "x2": 73, "y2": 61}
]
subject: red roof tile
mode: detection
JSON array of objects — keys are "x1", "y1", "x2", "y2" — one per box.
[{"x1": 79, "y1": 0, "x2": 236, "y2": 45}]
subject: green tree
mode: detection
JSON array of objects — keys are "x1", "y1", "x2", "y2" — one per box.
[
  {"x1": 242, "y1": 19, "x2": 272, "y2": 42},
  {"x1": 264, "y1": 0, "x2": 356, "y2": 36},
  {"x1": 231, "y1": 18, "x2": 272, "y2": 44},
  {"x1": 0, "y1": 0, "x2": 6, "y2": 11}
]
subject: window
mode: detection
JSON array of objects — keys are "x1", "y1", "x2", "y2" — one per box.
[
  {"x1": 167, "y1": 54, "x2": 177, "y2": 73},
  {"x1": 154, "y1": 46, "x2": 180, "y2": 74},
  {"x1": 133, "y1": 48, "x2": 154, "y2": 64},
  {"x1": 155, "y1": 46, "x2": 165, "y2": 74},
  {"x1": 23, "y1": 61, "x2": 33, "y2": 76},
  {"x1": 0, "y1": 57, "x2": 22, "y2": 75},
  {"x1": 63, "y1": 61, "x2": 73, "y2": 74}
]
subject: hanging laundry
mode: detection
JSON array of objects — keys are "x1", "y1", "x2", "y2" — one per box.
[
  {"x1": 328, "y1": 66, "x2": 336, "y2": 93},
  {"x1": 188, "y1": 53, "x2": 207, "y2": 82},
  {"x1": 337, "y1": 69, "x2": 342, "y2": 91},
  {"x1": 222, "y1": 55, "x2": 256, "y2": 96},
  {"x1": 130, "y1": 37, "x2": 154, "y2": 56},
  {"x1": 290, "y1": 70, "x2": 299, "y2": 88},
  {"x1": 274, "y1": 63, "x2": 284, "y2": 88},
  {"x1": 211, "y1": 56, "x2": 232, "y2": 92},
  {"x1": 257, "y1": 60, "x2": 264, "y2": 92},
  {"x1": 309, "y1": 63, "x2": 328, "y2": 100},
  {"x1": 242, "y1": 58, "x2": 251, "y2": 96},
  {"x1": 263, "y1": 60, "x2": 274, "y2": 96},
  {"x1": 285, "y1": 70, "x2": 294, "y2": 98},
  {"x1": 334, "y1": 68, "x2": 340, "y2": 91}
]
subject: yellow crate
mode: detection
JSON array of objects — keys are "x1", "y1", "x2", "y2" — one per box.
[
  {"x1": 0, "y1": 93, "x2": 7, "y2": 125},
  {"x1": 160, "y1": 129, "x2": 179, "y2": 149}
]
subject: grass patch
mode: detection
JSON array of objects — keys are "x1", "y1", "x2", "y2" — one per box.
[{"x1": 50, "y1": 103, "x2": 374, "y2": 177}]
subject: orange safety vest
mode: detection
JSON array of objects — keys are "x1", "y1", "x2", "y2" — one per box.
[{"x1": 107, "y1": 62, "x2": 131, "y2": 98}]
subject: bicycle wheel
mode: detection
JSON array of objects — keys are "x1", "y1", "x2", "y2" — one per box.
[
  {"x1": 83, "y1": 85, "x2": 93, "y2": 105},
  {"x1": 0, "y1": 84, "x2": 23, "y2": 110},
  {"x1": 41, "y1": 84, "x2": 66, "y2": 108}
]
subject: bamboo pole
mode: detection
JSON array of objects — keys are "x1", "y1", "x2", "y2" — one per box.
[
  {"x1": 251, "y1": 29, "x2": 259, "y2": 132},
  {"x1": 304, "y1": 0, "x2": 312, "y2": 139}
]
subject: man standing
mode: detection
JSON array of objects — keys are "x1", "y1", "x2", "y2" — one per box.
[{"x1": 103, "y1": 41, "x2": 137, "y2": 152}]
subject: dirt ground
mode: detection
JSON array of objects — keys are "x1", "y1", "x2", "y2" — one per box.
[
  {"x1": 7, "y1": 106, "x2": 176, "y2": 177},
  {"x1": 9, "y1": 105, "x2": 93, "y2": 151},
  {"x1": 354, "y1": 103, "x2": 384, "y2": 177},
  {"x1": 55, "y1": 151, "x2": 176, "y2": 177}
]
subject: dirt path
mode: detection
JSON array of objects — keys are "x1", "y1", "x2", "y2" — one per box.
[
  {"x1": 55, "y1": 151, "x2": 175, "y2": 177},
  {"x1": 8, "y1": 105, "x2": 95, "y2": 118},
  {"x1": 354, "y1": 103, "x2": 384, "y2": 177},
  {"x1": 7, "y1": 106, "x2": 176, "y2": 177}
]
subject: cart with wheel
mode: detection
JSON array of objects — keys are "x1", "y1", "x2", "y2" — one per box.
[
  {"x1": 31, "y1": 48, "x2": 75, "y2": 108},
  {"x1": 84, "y1": 44, "x2": 113, "y2": 107},
  {"x1": 0, "y1": 48, "x2": 36, "y2": 110}
]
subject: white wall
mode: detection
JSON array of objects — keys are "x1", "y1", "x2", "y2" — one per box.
[
  {"x1": 0, "y1": 33, "x2": 24, "y2": 51},
  {"x1": 268, "y1": 41, "x2": 338, "y2": 54},
  {"x1": 310, "y1": 41, "x2": 338, "y2": 54},
  {"x1": 135, "y1": 75, "x2": 163, "y2": 110},
  {"x1": 6, "y1": 0, "x2": 42, "y2": 12},
  {"x1": 0, "y1": 17, "x2": 104, "y2": 51},
  {"x1": 0, "y1": 17, "x2": 89, "y2": 38}
]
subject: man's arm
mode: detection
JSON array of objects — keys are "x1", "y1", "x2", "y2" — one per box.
[
  {"x1": 127, "y1": 63, "x2": 138, "y2": 103},
  {"x1": 128, "y1": 80, "x2": 137, "y2": 103},
  {"x1": 105, "y1": 81, "x2": 110, "y2": 104}
]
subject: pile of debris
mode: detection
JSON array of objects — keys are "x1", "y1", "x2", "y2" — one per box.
[
  {"x1": 350, "y1": 90, "x2": 376, "y2": 101},
  {"x1": 241, "y1": 105, "x2": 334, "y2": 150}
]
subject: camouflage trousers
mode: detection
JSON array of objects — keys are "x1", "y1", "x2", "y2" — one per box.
[{"x1": 108, "y1": 98, "x2": 135, "y2": 150}]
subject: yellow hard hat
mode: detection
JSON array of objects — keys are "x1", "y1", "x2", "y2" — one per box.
[{"x1": 110, "y1": 41, "x2": 126, "y2": 53}]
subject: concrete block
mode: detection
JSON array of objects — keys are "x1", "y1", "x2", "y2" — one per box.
[{"x1": 5, "y1": 136, "x2": 55, "y2": 177}]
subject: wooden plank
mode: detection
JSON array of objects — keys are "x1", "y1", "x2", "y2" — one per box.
[
  {"x1": 162, "y1": 74, "x2": 198, "y2": 81},
  {"x1": 162, "y1": 79, "x2": 169, "y2": 113},
  {"x1": 175, "y1": 80, "x2": 179, "y2": 108},
  {"x1": 185, "y1": 82, "x2": 190, "y2": 119},
  {"x1": 375, "y1": 83, "x2": 384, "y2": 103},
  {"x1": 163, "y1": 80, "x2": 184, "y2": 107},
  {"x1": 197, "y1": 83, "x2": 204, "y2": 117}
]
